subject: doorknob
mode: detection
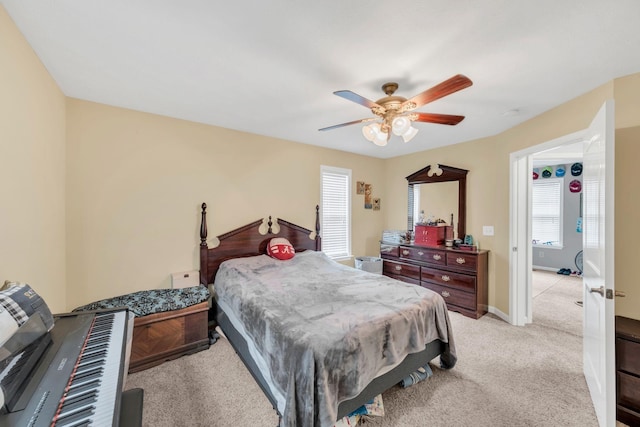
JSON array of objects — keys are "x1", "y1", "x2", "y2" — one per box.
[
  {"x1": 589, "y1": 286, "x2": 626, "y2": 299},
  {"x1": 609, "y1": 289, "x2": 626, "y2": 298}
]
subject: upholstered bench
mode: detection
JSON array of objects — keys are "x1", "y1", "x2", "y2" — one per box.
[{"x1": 74, "y1": 286, "x2": 211, "y2": 373}]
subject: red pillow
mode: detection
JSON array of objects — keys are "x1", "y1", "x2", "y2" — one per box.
[{"x1": 267, "y1": 237, "x2": 295, "y2": 260}]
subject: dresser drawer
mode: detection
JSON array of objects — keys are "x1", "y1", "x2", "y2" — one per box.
[
  {"x1": 618, "y1": 371, "x2": 640, "y2": 410},
  {"x1": 422, "y1": 282, "x2": 476, "y2": 311},
  {"x1": 380, "y1": 243, "x2": 400, "y2": 257},
  {"x1": 446, "y1": 252, "x2": 478, "y2": 272},
  {"x1": 383, "y1": 260, "x2": 420, "y2": 281},
  {"x1": 617, "y1": 338, "x2": 640, "y2": 376},
  {"x1": 385, "y1": 273, "x2": 421, "y2": 286},
  {"x1": 421, "y1": 267, "x2": 476, "y2": 292},
  {"x1": 400, "y1": 246, "x2": 447, "y2": 266}
]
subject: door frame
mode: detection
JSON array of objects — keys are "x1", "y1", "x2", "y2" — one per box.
[{"x1": 509, "y1": 130, "x2": 586, "y2": 326}]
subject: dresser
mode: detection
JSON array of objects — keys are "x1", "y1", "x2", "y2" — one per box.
[
  {"x1": 616, "y1": 315, "x2": 640, "y2": 426},
  {"x1": 381, "y1": 242, "x2": 488, "y2": 319}
]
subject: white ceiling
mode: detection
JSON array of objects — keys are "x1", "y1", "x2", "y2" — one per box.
[{"x1": 3, "y1": 0, "x2": 640, "y2": 159}]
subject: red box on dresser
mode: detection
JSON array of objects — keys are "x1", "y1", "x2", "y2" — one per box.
[{"x1": 414, "y1": 225, "x2": 451, "y2": 246}]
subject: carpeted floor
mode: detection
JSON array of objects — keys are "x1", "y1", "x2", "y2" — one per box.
[{"x1": 125, "y1": 272, "x2": 604, "y2": 426}]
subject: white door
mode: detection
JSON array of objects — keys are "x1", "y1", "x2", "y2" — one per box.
[{"x1": 582, "y1": 100, "x2": 615, "y2": 426}]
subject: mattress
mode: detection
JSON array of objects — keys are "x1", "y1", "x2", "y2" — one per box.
[{"x1": 214, "y1": 251, "x2": 456, "y2": 427}]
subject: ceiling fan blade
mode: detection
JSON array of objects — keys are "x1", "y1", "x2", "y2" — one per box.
[
  {"x1": 413, "y1": 112, "x2": 465, "y2": 126},
  {"x1": 404, "y1": 74, "x2": 473, "y2": 109},
  {"x1": 319, "y1": 118, "x2": 376, "y2": 131},
  {"x1": 334, "y1": 90, "x2": 382, "y2": 109}
]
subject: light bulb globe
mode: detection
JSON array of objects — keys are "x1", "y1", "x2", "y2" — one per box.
[
  {"x1": 402, "y1": 126, "x2": 418, "y2": 143},
  {"x1": 392, "y1": 116, "x2": 411, "y2": 135}
]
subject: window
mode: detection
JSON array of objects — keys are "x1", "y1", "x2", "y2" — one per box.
[
  {"x1": 408, "y1": 184, "x2": 421, "y2": 230},
  {"x1": 320, "y1": 166, "x2": 351, "y2": 259},
  {"x1": 532, "y1": 178, "x2": 563, "y2": 248}
]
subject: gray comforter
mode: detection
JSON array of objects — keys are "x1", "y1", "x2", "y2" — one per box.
[{"x1": 215, "y1": 251, "x2": 456, "y2": 427}]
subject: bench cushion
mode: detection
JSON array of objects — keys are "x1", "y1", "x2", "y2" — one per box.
[{"x1": 73, "y1": 286, "x2": 210, "y2": 317}]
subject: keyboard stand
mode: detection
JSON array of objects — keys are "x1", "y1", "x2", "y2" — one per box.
[{"x1": 119, "y1": 388, "x2": 144, "y2": 427}]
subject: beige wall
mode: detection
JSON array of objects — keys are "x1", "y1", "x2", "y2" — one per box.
[
  {"x1": 614, "y1": 127, "x2": 640, "y2": 319},
  {"x1": 3, "y1": 5, "x2": 639, "y2": 320},
  {"x1": 384, "y1": 77, "x2": 640, "y2": 321},
  {"x1": 65, "y1": 100, "x2": 384, "y2": 309},
  {"x1": 612, "y1": 73, "x2": 640, "y2": 320},
  {"x1": 0, "y1": 7, "x2": 67, "y2": 312}
]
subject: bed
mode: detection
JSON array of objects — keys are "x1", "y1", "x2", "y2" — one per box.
[{"x1": 198, "y1": 203, "x2": 456, "y2": 427}]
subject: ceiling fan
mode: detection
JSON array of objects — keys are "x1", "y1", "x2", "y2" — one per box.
[{"x1": 319, "y1": 74, "x2": 473, "y2": 146}]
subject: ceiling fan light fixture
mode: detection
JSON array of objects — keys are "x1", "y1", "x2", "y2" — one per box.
[
  {"x1": 363, "y1": 123, "x2": 388, "y2": 146},
  {"x1": 321, "y1": 75, "x2": 472, "y2": 147},
  {"x1": 372, "y1": 135, "x2": 388, "y2": 146},
  {"x1": 402, "y1": 126, "x2": 418, "y2": 143},
  {"x1": 362, "y1": 123, "x2": 376, "y2": 142},
  {"x1": 372, "y1": 127, "x2": 388, "y2": 146},
  {"x1": 391, "y1": 116, "x2": 411, "y2": 135}
]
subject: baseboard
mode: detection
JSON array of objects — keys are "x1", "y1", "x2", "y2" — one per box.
[
  {"x1": 532, "y1": 265, "x2": 559, "y2": 272},
  {"x1": 487, "y1": 305, "x2": 510, "y2": 323}
]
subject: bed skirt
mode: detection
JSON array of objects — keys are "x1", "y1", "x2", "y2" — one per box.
[{"x1": 216, "y1": 303, "x2": 445, "y2": 421}]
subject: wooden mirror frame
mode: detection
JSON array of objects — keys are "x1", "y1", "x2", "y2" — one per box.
[{"x1": 406, "y1": 164, "x2": 468, "y2": 240}]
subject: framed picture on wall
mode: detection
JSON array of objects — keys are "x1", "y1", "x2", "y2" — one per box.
[
  {"x1": 373, "y1": 198, "x2": 380, "y2": 211},
  {"x1": 364, "y1": 184, "x2": 372, "y2": 208},
  {"x1": 357, "y1": 181, "x2": 365, "y2": 195}
]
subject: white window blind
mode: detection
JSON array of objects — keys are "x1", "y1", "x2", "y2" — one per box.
[
  {"x1": 320, "y1": 166, "x2": 351, "y2": 259},
  {"x1": 413, "y1": 185, "x2": 421, "y2": 226},
  {"x1": 532, "y1": 178, "x2": 563, "y2": 247}
]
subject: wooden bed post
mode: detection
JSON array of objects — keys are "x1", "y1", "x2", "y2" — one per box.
[{"x1": 200, "y1": 203, "x2": 208, "y2": 285}]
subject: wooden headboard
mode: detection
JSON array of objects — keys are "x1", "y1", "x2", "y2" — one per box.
[{"x1": 199, "y1": 203, "x2": 322, "y2": 285}]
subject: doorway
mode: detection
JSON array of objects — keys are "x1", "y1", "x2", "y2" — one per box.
[
  {"x1": 510, "y1": 102, "x2": 616, "y2": 425},
  {"x1": 509, "y1": 132, "x2": 586, "y2": 326}
]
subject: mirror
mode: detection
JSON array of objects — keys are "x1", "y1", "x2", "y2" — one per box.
[
  {"x1": 406, "y1": 164, "x2": 468, "y2": 240},
  {"x1": 416, "y1": 181, "x2": 459, "y2": 228}
]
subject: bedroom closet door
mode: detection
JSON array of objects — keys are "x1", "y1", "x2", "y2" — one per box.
[{"x1": 582, "y1": 100, "x2": 616, "y2": 427}]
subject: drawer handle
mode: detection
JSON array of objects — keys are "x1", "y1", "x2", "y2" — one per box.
[
  {"x1": 432, "y1": 254, "x2": 442, "y2": 261},
  {"x1": 456, "y1": 257, "x2": 466, "y2": 264},
  {"x1": 395, "y1": 265, "x2": 402, "y2": 271},
  {"x1": 441, "y1": 290, "x2": 450, "y2": 298},
  {"x1": 402, "y1": 250, "x2": 410, "y2": 256},
  {"x1": 418, "y1": 251, "x2": 424, "y2": 256},
  {"x1": 441, "y1": 275, "x2": 451, "y2": 282}
]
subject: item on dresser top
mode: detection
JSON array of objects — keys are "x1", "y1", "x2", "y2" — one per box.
[
  {"x1": 414, "y1": 224, "x2": 449, "y2": 246},
  {"x1": 457, "y1": 244, "x2": 477, "y2": 251},
  {"x1": 381, "y1": 229, "x2": 406, "y2": 244}
]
